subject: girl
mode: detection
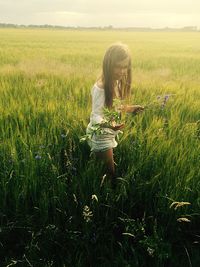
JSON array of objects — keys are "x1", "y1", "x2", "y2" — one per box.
[{"x1": 86, "y1": 43, "x2": 144, "y2": 187}]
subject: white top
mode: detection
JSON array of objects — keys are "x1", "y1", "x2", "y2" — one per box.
[
  {"x1": 89, "y1": 83, "x2": 105, "y2": 125},
  {"x1": 86, "y1": 83, "x2": 122, "y2": 152}
]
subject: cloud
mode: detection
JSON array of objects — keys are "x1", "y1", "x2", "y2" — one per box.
[
  {"x1": 1, "y1": 0, "x2": 200, "y2": 14},
  {"x1": 0, "y1": 0, "x2": 200, "y2": 27}
]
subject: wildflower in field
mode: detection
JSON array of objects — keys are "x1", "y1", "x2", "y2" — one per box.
[
  {"x1": 61, "y1": 133, "x2": 67, "y2": 138},
  {"x1": 35, "y1": 154, "x2": 42, "y2": 160},
  {"x1": 82, "y1": 205, "x2": 93, "y2": 223},
  {"x1": 164, "y1": 94, "x2": 170, "y2": 102},
  {"x1": 161, "y1": 94, "x2": 169, "y2": 108},
  {"x1": 147, "y1": 247, "x2": 155, "y2": 257}
]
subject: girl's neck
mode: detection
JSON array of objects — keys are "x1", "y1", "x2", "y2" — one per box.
[{"x1": 96, "y1": 78, "x2": 104, "y2": 89}]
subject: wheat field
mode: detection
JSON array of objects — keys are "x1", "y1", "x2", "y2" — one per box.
[{"x1": 0, "y1": 28, "x2": 200, "y2": 266}]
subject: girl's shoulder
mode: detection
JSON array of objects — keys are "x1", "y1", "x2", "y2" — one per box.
[
  {"x1": 95, "y1": 80, "x2": 104, "y2": 90},
  {"x1": 91, "y1": 82, "x2": 105, "y2": 95}
]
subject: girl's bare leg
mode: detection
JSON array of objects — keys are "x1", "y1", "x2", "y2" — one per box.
[{"x1": 95, "y1": 148, "x2": 116, "y2": 187}]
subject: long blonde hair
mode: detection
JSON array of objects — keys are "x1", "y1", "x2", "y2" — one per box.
[{"x1": 101, "y1": 43, "x2": 132, "y2": 108}]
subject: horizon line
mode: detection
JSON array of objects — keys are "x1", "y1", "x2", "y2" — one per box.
[{"x1": 0, "y1": 22, "x2": 199, "y2": 31}]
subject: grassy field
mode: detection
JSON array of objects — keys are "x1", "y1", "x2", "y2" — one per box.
[{"x1": 0, "y1": 28, "x2": 200, "y2": 266}]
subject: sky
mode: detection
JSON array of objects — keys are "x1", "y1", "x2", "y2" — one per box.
[{"x1": 0, "y1": 0, "x2": 200, "y2": 29}]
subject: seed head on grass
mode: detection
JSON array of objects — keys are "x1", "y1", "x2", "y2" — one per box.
[
  {"x1": 91, "y1": 194, "x2": 98, "y2": 202},
  {"x1": 83, "y1": 205, "x2": 93, "y2": 223},
  {"x1": 170, "y1": 201, "x2": 191, "y2": 210},
  {"x1": 177, "y1": 217, "x2": 191, "y2": 223}
]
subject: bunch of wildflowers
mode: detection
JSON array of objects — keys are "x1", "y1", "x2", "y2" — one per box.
[{"x1": 80, "y1": 98, "x2": 123, "y2": 142}]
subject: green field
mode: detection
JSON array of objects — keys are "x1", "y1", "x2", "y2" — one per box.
[{"x1": 0, "y1": 28, "x2": 200, "y2": 266}]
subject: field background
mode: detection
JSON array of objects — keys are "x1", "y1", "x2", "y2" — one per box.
[{"x1": 0, "y1": 29, "x2": 200, "y2": 266}]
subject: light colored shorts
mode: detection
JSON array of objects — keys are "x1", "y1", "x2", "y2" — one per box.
[{"x1": 86, "y1": 126, "x2": 121, "y2": 152}]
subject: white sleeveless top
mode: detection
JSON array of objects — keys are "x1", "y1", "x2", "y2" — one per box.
[{"x1": 86, "y1": 83, "x2": 122, "y2": 152}]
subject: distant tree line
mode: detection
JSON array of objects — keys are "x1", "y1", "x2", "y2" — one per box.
[{"x1": 0, "y1": 23, "x2": 199, "y2": 31}]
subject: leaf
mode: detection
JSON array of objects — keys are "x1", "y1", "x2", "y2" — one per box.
[
  {"x1": 122, "y1": 232, "x2": 135, "y2": 238},
  {"x1": 91, "y1": 194, "x2": 98, "y2": 202}
]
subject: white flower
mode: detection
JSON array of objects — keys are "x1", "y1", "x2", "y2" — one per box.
[{"x1": 147, "y1": 247, "x2": 155, "y2": 257}]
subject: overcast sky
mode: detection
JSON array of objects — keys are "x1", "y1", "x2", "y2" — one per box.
[{"x1": 0, "y1": 0, "x2": 200, "y2": 28}]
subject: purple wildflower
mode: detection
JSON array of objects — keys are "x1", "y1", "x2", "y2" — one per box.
[
  {"x1": 164, "y1": 95, "x2": 170, "y2": 102},
  {"x1": 161, "y1": 94, "x2": 171, "y2": 109}
]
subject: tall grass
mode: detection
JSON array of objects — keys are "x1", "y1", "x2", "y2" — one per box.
[{"x1": 0, "y1": 28, "x2": 200, "y2": 266}]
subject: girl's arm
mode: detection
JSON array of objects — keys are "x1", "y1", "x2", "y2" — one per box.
[{"x1": 119, "y1": 104, "x2": 144, "y2": 114}]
